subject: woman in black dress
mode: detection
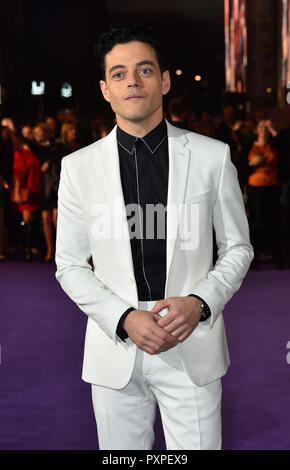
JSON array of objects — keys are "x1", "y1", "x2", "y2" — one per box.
[{"x1": 31, "y1": 123, "x2": 60, "y2": 261}]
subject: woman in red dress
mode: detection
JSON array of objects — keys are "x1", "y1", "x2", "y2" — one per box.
[{"x1": 11, "y1": 144, "x2": 41, "y2": 260}]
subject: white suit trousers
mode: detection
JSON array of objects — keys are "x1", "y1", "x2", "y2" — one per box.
[{"x1": 91, "y1": 300, "x2": 222, "y2": 450}]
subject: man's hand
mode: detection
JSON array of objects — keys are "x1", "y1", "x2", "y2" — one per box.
[
  {"x1": 123, "y1": 309, "x2": 179, "y2": 355},
  {"x1": 150, "y1": 296, "x2": 202, "y2": 342}
]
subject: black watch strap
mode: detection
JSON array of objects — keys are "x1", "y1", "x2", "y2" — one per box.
[{"x1": 188, "y1": 294, "x2": 211, "y2": 322}]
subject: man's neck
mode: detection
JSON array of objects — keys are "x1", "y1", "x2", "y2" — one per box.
[{"x1": 116, "y1": 111, "x2": 164, "y2": 138}]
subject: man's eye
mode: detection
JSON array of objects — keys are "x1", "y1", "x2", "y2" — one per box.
[
  {"x1": 140, "y1": 68, "x2": 152, "y2": 76},
  {"x1": 113, "y1": 72, "x2": 124, "y2": 79}
]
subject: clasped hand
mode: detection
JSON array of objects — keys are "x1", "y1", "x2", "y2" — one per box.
[{"x1": 123, "y1": 296, "x2": 202, "y2": 355}]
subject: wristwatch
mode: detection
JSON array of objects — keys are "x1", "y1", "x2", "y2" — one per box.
[
  {"x1": 199, "y1": 301, "x2": 210, "y2": 322},
  {"x1": 188, "y1": 294, "x2": 211, "y2": 322}
]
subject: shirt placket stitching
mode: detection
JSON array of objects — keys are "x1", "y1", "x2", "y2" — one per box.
[
  {"x1": 133, "y1": 145, "x2": 152, "y2": 301},
  {"x1": 118, "y1": 134, "x2": 166, "y2": 302}
]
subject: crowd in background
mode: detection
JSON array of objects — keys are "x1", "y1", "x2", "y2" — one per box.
[{"x1": 1, "y1": 99, "x2": 290, "y2": 269}]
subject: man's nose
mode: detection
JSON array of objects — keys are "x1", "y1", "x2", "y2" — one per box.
[{"x1": 127, "y1": 71, "x2": 139, "y2": 88}]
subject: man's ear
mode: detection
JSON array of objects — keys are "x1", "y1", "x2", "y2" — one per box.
[
  {"x1": 162, "y1": 70, "x2": 171, "y2": 96},
  {"x1": 100, "y1": 80, "x2": 111, "y2": 103}
]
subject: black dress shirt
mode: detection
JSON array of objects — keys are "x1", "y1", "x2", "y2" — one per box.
[{"x1": 116, "y1": 119, "x2": 210, "y2": 340}]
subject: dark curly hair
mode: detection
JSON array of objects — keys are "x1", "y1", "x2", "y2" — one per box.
[{"x1": 95, "y1": 24, "x2": 166, "y2": 80}]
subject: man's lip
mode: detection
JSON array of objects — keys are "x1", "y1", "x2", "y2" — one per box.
[{"x1": 125, "y1": 95, "x2": 144, "y2": 100}]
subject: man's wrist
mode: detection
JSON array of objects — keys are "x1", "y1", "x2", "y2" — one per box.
[
  {"x1": 187, "y1": 294, "x2": 211, "y2": 322},
  {"x1": 116, "y1": 307, "x2": 135, "y2": 341}
]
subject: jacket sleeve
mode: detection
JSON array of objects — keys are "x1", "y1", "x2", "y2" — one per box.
[
  {"x1": 191, "y1": 144, "x2": 254, "y2": 328},
  {"x1": 55, "y1": 156, "x2": 135, "y2": 344}
]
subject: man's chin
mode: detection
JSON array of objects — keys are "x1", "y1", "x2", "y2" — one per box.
[{"x1": 120, "y1": 111, "x2": 153, "y2": 123}]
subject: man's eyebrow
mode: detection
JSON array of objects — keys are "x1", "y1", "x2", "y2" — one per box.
[
  {"x1": 108, "y1": 60, "x2": 156, "y2": 75},
  {"x1": 135, "y1": 60, "x2": 155, "y2": 68},
  {"x1": 108, "y1": 65, "x2": 126, "y2": 75}
]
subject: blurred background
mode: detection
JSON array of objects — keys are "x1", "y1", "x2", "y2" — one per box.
[
  {"x1": 1, "y1": 0, "x2": 290, "y2": 451},
  {"x1": 1, "y1": 0, "x2": 290, "y2": 265},
  {"x1": 0, "y1": 0, "x2": 289, "y2": 124}
]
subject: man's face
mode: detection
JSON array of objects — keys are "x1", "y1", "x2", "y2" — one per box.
[
  {"x1": 33, "y1": 126, "x2": 45, "y2": 142},
  {"x1": 100, "y1": 41, "x2": 170, "y2": 125}
]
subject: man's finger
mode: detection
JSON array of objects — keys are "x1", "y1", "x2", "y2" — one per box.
[
  {"x1": 150, "y1": 331, "x2": 177, "y2": 349},
  {"x1": 141, "y1": 337, "x2": 174, "y2": 354},
  {"x1": 150, "y1": 299, "x2": 169, "y2": 314},
  {"x1": 156, "y1": 310, "x2": 179, "y2": 328},
  {"x1": 177, "y1": 330, "x2": 191, "y2": 343},
  {"x1": 169, "y1": 325, "x2": 188, "y2": 338},
  {"x1": 151, "y1": 313, "x2": 162, "y2": 322},
  {"x1": 142, "y1": 324, "x2": 178, "y2": 348},
  {"x1": 161, "y1": 319, "x2": 184, "y2": 335},
  {"x1": 141, "y1": 345, "x2": 156, "y2": 355},
  {"x1": 152, "y1": 323, "x2": 179, "y2": 345}
]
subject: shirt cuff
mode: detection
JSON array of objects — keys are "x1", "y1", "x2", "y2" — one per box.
[
  {"x1": 116, "y1": 307, "x2": 135, "y2": 341},
  {"x1": 187, "y1": 294, "x2": 211, "y2": 322}
]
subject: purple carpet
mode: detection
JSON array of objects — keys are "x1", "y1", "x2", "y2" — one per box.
[{"x1": 0, "y1": 261, "x2": 290, "y2": 450}]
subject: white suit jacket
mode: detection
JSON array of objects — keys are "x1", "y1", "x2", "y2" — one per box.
[{"x1": 55, "y1": 121, "x2": 253, "y2": 388}]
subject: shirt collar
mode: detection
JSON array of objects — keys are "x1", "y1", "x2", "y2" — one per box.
[{"x1": 117, "y1": 119, "x2": 167, "y2": 155}]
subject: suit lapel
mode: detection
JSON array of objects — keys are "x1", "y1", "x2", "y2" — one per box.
[
  {"x1": 102, "y1": 127, "x2": 136, "y2": 279},
  {"x1": 165, "y1": 121, "x2": 191, "y2": 288}
]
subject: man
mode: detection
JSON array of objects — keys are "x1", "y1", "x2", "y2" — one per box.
[{"x1": 55, "y1": 24, "x2": 253, "y2": 450}]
